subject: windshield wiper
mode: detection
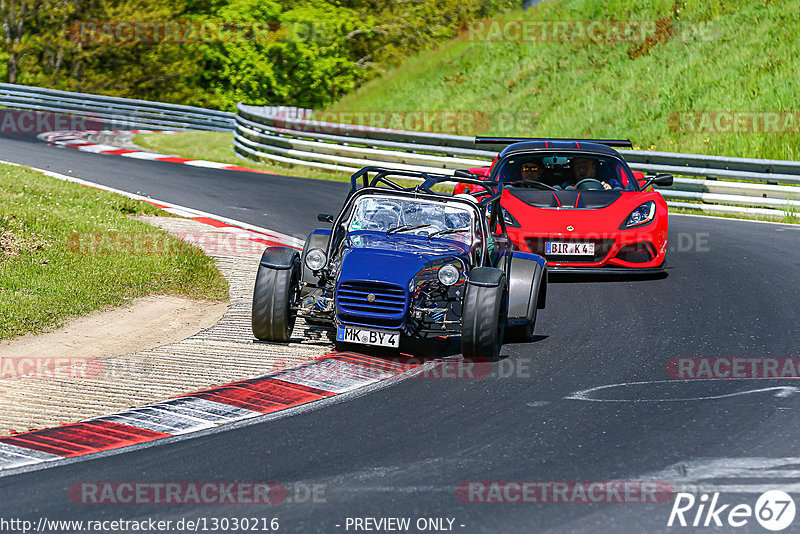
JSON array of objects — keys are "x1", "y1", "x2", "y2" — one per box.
[
  {"x1": 387, "y1": 224, "x2": 430, "y2": 236},
  {"x1": 428, "y1": 227, "x2": 469, "y2": 240},
  {"x1": 506, "y1": 180, "x2": 556, "y2": 191}
]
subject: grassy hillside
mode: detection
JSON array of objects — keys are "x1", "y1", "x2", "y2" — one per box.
[
  {"x1": 0, "y1": 164, "x2": 228, "y2": 339},
  {"x1": 327, "y1": 0, "x2": 800, "y2": 160}
]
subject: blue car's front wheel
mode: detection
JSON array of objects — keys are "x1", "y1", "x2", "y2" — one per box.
[
  {"x1": 461, "y1": 280, "x2": 507, "y2": 361},
  {"x1": 252, "y1": 261, "x2": 300, "y2": 342}
]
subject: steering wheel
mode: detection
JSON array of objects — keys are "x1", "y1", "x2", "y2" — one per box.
[
  {"x1": 574, "y1": 178, "x2": 605, "y2": 191},
  {"x1": 366, "y1": 210, "x2": 398, "y2": 231}
]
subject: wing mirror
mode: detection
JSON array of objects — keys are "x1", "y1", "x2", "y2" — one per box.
[
  {"x1": 643, "y1": 173, "x2": 673, "y2": 189},
  {"x1": 317, "y1": 213, "x2": 334, "y2": 223}
]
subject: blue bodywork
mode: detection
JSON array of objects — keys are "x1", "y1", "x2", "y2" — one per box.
[{"x1": 334, "y1": 230, "x2": 470, "y2": 332}]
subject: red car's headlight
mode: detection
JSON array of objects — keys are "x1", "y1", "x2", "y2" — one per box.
[{"x1": 621, "y1": 201, "x2": 656, "y2": 229}]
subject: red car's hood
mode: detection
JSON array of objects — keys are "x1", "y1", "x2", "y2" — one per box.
[
  {"x1": 506, "y1": 189, "x2": 623, "y2": 210},
  {"x1": 502, "y1": 190, "x2": 664, "y2": 235}
]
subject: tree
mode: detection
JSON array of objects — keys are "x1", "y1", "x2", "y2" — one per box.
[{"x1": 0, "y1": 0, "x2": 31, "y2": 82}]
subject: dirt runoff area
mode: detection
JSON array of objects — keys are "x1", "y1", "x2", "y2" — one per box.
[
  {"x1": 0, "y1": 216, "x2": 331, "y2": 436},
  {"x1": 0, "y1": 296, "x2": 228, "y2": 363}
]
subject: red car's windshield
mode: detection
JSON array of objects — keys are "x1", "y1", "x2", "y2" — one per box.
[{"x1": 494, "y1": 153, "x2": 636, "y2": 191}]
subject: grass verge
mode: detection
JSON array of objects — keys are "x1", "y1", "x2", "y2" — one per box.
[
  {"x1": 133, "y1": 131, "x2": 457, "y2": 191},
  {"x1": 0, "y1": 163, "x2": 229, "y2": 340},
  {"x1": 133, "y1": 131, "x2": 353, "y2": 183}
]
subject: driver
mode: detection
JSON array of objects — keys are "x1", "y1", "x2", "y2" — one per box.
[
  {"x1": 520, "y1": 161, "x2": 543, "y2": 185},
  {"x1": 571, "y1": 157, "x2": 620, "y2": 190}
]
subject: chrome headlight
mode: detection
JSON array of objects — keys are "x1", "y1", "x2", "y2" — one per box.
[
  {"x1": 622, "y1": 201, "x2": 656, "y2": 228},
  {"x1": 437, "y1": 263, "x2": 460, "y2": 286},
  {"x1": 305, "y1": 248, "x2": 327, "y2": 270}
]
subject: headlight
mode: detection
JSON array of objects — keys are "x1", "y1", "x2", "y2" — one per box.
[
  {"x1": 622, "y1": 201, "x2": 656, "y2": 229},
  {"x1": 437, "y1": 263, "x2": 460, "y2": 286},
  {"x1": 305, "y1": 248, "x2": 327, "y2": 270}
]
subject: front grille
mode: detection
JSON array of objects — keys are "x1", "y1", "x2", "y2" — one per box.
[
  {"x1": 337, "y1": 281, "x2": 407, "y2": 328},
  {"x1": 526, "y1": 238, "x2": 614, "y2": 263}
]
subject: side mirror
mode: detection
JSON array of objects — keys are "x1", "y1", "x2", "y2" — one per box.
[
  {"x1": 643, "y1": 173, "x2": 673, "y2": 189},
  {"x1": 317, "y1": 213, "x2": 334, "y2": 223}
]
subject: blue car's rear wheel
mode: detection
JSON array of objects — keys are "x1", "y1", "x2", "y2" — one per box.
[
  {"x1": 252, "y1": 262, "x2": 300, "y2": 342},
  {"x1": 461, "y1": 281, "x2": 507, "y2": 361}
]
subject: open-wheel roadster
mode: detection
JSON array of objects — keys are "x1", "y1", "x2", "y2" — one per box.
[{"x1": 251, "y1": 167, "x2": 547, "y2": 360}]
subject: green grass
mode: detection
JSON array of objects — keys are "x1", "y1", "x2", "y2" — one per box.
[
  {"x1": 133, "y1": 131, "x2": 352, "y2": 183},
  {"x1": 327, "y1": 0, "x2": 800, "y2": 161},
  {"x1": 133, "y1": 131, "x2": 455, "y2": 190},
  {"x1": 0, "y1": 164, "x2": 229, "y2": 340}
]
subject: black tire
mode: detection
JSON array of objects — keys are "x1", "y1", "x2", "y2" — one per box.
[
  {"x1": 461, "y1": 280, "x2": 508, "y2": 361},
  {"x1": 252, "y1": 263, "x2": 299, "y2": 342},
  {"x1": 506, "y1": 307, "x2": 537, "y2": 343}
]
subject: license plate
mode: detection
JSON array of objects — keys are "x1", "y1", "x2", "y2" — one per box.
[
  {"x1": 337, "y1": 326, "x2": 399, "y2": 348},
  {"x1": 545, "y1": 241, "x2": 595, "y2": 256}
]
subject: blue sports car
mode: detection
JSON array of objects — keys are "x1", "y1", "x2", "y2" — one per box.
[{"x1": 251, "y1": 167, "x2": 548, "y2": 359}]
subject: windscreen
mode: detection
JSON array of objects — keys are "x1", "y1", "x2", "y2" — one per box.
[
  {"x1": 495, "y1": 153, "x2": 635, "y2": 191},
  {"x1": 348, "y1": 196, "x2": 476, "y2": 244}
]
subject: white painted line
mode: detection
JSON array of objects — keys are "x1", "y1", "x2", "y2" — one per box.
[
  {"x1": 0, "y1": 159, "x2": 304, "y2": 249},
  {"x1": 643, "y1": 457, "x2": 800, "y2": 493},
  {"x1": 564, "y1": 380, "x2": 800, "y2": 402},
  {"x1": 118, "y1": 151, "x2": 177, "y2": 160},
  {"x1": 160, "y1": 207, "x2": 204, "y2": 219},
  {"x1": 75, "y1": 144, "x2": 123, "y2": 153},
  {"x1": 182, "y1": 160, "x2": 232, "y2": 169}
]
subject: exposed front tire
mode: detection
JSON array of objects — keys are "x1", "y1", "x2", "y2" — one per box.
[
  {"x1": 461, "y1": 280, "x2": 508, "y2": 361},
  {"x1": 252, "y1": 261, "x2": 300, "y2": 342}
]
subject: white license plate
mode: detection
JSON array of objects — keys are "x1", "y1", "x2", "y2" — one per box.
[
  {"x1": 337, "y1": 326, "x2": 399, "y2": 348},
  {"x1": 545, "y1": 241, "x2": 595, "y2": 256}
]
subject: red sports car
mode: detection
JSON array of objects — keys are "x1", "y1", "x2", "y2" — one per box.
[{"x1": 455, "y1": 138, "x2": 673, "y2": 273}]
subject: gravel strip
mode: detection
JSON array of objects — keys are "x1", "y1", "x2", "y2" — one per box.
[{"x1": 0, "y1": 216, "x2": 332, "y2": 435}]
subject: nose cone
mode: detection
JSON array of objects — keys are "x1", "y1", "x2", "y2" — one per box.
[{"x1": 339, "y1": 246, "x2": 427, "y2": 286}]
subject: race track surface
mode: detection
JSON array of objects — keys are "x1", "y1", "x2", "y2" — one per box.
[{"x1": 1, "y1": 135, "x2": 799, "y2": 533}]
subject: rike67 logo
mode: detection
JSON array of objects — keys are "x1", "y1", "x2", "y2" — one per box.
[{"x1": 668, "y1": 490, "x2": 796, "y2": 531}]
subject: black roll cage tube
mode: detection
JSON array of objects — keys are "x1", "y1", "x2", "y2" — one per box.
[{"x1": 321, "y1": 167, "x2": 509, "y2": 269}]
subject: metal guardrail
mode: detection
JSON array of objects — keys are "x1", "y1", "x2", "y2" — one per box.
[
  {"x1": 234, "y1": 104, "x2": 800, "y2": 219},
  {"x1": 0, "y1": 83, "x2": 236, "y2": 131}
]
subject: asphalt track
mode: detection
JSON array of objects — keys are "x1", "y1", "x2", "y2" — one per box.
[{"x1": 2, "y1": 134, "x2": 800, "y2": 533}]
